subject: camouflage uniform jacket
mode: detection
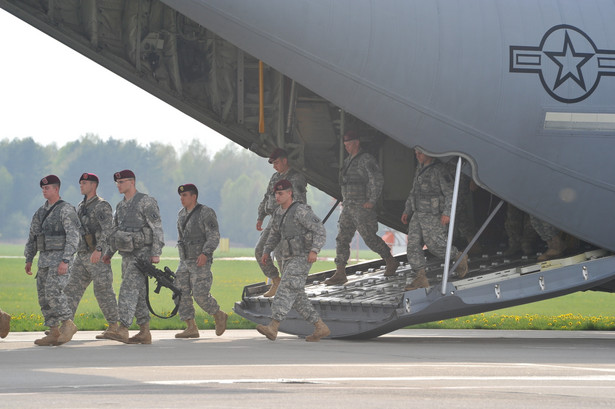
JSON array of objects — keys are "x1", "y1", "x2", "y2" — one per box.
[
  {"x1": 108, "y1": 192, "x2": 164, "y2": 256},
  {"x1": 257, "y1": 168, "x2": 307, "y2": 221},
  {"x1": 76, "y1": 195, "x2": 113, "y2": 254},
  {"x1": 177, "y1": 203, "x2": 220, "y2": 260},
  {"x1": 340, "y1": 149, "x2": 384, "y2": 205},
  {"x1": 24, "y1": 200, "x2": 81, "y2": 268},
  {"x1": 404, "y1": 161, "x2": 454, "y2": 217},
  {"x1": 264, "y1": 202, "x2": 326, "y2": 260}
]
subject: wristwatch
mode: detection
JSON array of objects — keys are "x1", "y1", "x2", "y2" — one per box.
[
  {"x1": 95, "y1": 246, "x2": 103, "y2": 252},
  {"x1": 62, "y1": 258, "x2": 70, "y2": 264}
]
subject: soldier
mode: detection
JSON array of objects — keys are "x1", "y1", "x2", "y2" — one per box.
[
  {"x1": 446, "y1": 160, "x2": 481, "y2": 255},
  {"x1": 24, "y1": 175, "x2": 81, "y2": 346},
  {"x1": 255, "y1": 148, "x2": 308, "y2": 297},
  {"x1": 504, "y1": 204, "x2": 539, "y2": 256},
  {"x1": 63, "y1": 173, "x2": 119, "y2": 340},
  {"x1": 530, "y1": 216, "x2": 565, "y2": 261},
  {"x1": 174, "y1": 183, "x2": 228, "y2": 338},
  {"x1": 325, "y1": 130, "x2": 398, "y2": 285},
  {"x1": 103, "y1": 170, "x2": 164, "y2": 344},
  {"x1": 256, "y1": 179, "x2": 330, "y2": 342},
  {"x1": 402, "y1": 149, "x2": 468, "y2": 291},
  {"x1": 0, "y1": 309, "x2": 10, "y2": 339}
]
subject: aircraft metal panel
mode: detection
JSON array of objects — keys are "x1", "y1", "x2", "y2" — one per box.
[{"x1": 160, "y1": 0, "x2": 615, "y2": 251}]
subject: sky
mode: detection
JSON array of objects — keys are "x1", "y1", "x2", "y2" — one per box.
[{"x1": 0, "y1": 8, "x2": 232, "y2": 155}]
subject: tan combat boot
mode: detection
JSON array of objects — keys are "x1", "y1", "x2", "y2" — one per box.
[
  {"x1": 96, "y1": 322, "x2": 119, "y2": 340},
  {"x1": 0, "y1": 309, "x2": 10, "y2": 339},
  {"x1": 256, "y1": 319, "x2": 280, "y2": 341},
  {"x1": 306, "y1": 319, "x2": 330, "y2": 342},
  {"x1": 404, "y1": 268, "x2": 430, "y2": 291},
  {"x1": 537, "y1": 235, "x2": 565, "y2": 261},
  {"x1": 383, "y1": 254, "x2": 400, "y2": 277},
  {"x1": 263, "y1": 276, "x2": 281, "y2": 297},
  {"x1": 106, "y1": 324, "x2": 130, "y2": 343},
  {"x1": 34, "y1": 326, "x2": 60, "y2": 346},
  {"x1": 214, "y1": 310, "x2": 228, "y2": 336},
  {"x1": 56, "y1": 319, "x2": 78, "y2": 345},
  {"x1": 324, "y1": 265, "x2": 348, "y2": 286},
  {"x1": 128, "y1": 323, "x2": 152, "y2": 344},
  {"x1": 455, "y1": 253, "x2": 469, "y2": 279},
  {"x1": 175, "y1": 319, "x2": 199, "y2": 339}
]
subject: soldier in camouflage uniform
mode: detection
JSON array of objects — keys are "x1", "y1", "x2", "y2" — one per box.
[
  {"x1": 255, "y1": 148, "x2": 308, "y2": 297},
  {"x1": 174, "y1": 184, "x2": 228, "y2": 339},
  {"x1": 402, "y1": 149, "x2": 469, "y2": 291},
  {"x1": 257, "y1": 179, "x2": 330, "y2": 342},
  {"x1": 24, "y1": 175, "x2": 81, "y2": 346},
  {"x1": 504, "y1": 204, "x2": 539, "y2": 256},
  {"x1": 446, "y1": 160, "x2": 481, "y2": 255},
  {"x1": 529, "y1": 216, "x2": 565, "y2": 261},
  {"x1": 103, "y1": 170, "x2": 165, "y2": 344},
  {"x1": 0, "y1": 308, "x2": 11, "y2": 339},
  {"x1": 325, "y1": 131, "x2": 398, "y2": 285},
  {"x1": 63, "y1": 173, "x2": 119, "y2": 340}
]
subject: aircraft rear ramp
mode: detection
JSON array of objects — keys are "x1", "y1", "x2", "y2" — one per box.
[{"x1": 234, "y1": 249, "x2": 614, "y2": 339}]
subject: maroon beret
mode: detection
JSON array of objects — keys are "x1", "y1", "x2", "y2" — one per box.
[
  {"x1": 268, "y1": 148, "x2": 288, "y2": 164},
  {"x1": 178, "y1": 184, "x2": 198, "y2": 195},
  {"x1": 40, "y1": 175, "x2": 61, "y2": 187},
  {"x1": 113, "y1": 169, "x2": 135, "y2": 181},
  {"x1": 273, "y1": 179, "x2": 292, "y2": 192},
  {"x1": 79, "y1": 173, "x2": 99, "y2": 183},
  {"x1": 343, "y1": 130, "x2": 359, "y2": 141}
]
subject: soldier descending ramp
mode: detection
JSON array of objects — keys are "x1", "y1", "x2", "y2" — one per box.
[{"x1": 235, "y1": 159, "x2": 615, "y2": 339}]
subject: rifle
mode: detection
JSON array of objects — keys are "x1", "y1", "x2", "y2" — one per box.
[
  {"x1": 322, "y1": 199, "x2": 340, "y2": 224},
  {"x1": 135, "y1": 258, "x2": 182, "y2": 319}
]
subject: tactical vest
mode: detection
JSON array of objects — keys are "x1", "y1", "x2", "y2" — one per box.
[
  {"x1": 177, "y1": 205, "x2": 206, "y2": 260},
  {"x1": 340, "y1": 152, "x2": 368, "y2": 201},
  {"x1": 412, "y1": 163, "x2": 445, "y2": 215},
  {"x1": 119, "y1": 193, "x2": 146, "y2": 232},
  {"x1": 37, "y1": 201, "x2": 69, "y2": 251},
  {"x1": 78, "y1": 196, "x2": 102, "y2": 252},
  {"x1": 279, "y1": 202, "x2": 306, "y2": 258},
  {"x1": 113, "y1": 193, "x2": 153, "y2": 252}
]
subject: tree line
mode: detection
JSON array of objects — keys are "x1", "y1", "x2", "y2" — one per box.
[{"x1": 0, "y1": 134, "x2": 343, "y2": 249}]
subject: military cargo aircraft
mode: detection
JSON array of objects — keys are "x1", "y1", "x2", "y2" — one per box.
[{"x1": 2, "y1": 0, "x2": 613, "y2": 338}]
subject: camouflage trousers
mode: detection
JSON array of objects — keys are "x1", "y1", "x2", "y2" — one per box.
[
  {"x1": 271, "y1": 256, "x2": 320, "y2": 324},
  {"x1": 117, "y1": 250, "x2": 151, "y2": 328},
  {"x1": 406, "y1": 212, "x2": 458, "y2": 271},
  {"x1": 506, "y1": 204, "x2": 538, "y2": 246},
  {"x1": 175, "y1": 259, "x2": 220, "y2": 321},
  {"x1": 529, "y1": 216, "x2": 560, "y2": 242},
  {"x1": 36, "y1": 266, "x2": 72, "y2": 327},
  {"x1": 64, "y1": 251, "x2": 119, "y2": 324},
  {"x1": 335, "y1": 203, "x2": 390, "y2": 266},
  {"x1": 455, "y1": 185, "x2": 476, "y2": 242},
  {"x1": 254, "y1": 221, "x2": 283, "y2": 279}
]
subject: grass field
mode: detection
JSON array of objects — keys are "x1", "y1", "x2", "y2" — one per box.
[{"x1": 1, "y1": 244, "x2": 614, "y2": 332}]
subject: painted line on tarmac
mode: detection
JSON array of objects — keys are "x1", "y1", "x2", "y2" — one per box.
[{"x1": 149, "y1": 375, "x2": 615, "y2": 385}]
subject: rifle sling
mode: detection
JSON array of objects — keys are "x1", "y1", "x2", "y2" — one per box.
[
  {"x1": 144, "y1": 278, "x2": 181, "y2": 319},
  {"x1": 178, "y1": 204, "x2": 202, "y2": 241},
  {"x1": 40, "y1": 200, "x2": 65, "y2": 226}
]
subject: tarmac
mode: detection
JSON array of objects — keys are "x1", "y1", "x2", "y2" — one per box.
[{"x1": 1, "y1": 329, "x2": 614, "y2": 408}]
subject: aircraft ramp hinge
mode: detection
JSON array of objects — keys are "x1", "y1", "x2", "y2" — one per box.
[{"x1": 404, "y1": 298, "x2": 411, "y2": 314}]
